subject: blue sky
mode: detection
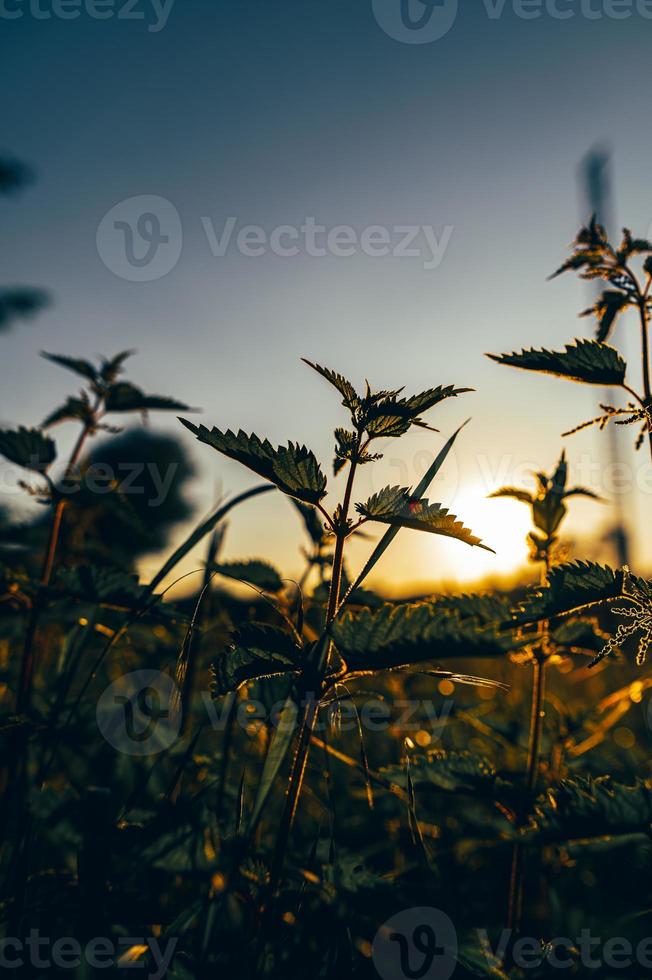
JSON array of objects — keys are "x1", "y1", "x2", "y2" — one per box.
[{"x1": 2, "y1": 0, "x2": 652, "y2": 591}]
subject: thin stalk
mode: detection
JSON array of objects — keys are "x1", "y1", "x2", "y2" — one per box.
[
  {"x1": 637, "y1": 297, "x2": 652, "y2": 460},
  {"x1": 16, "y1": 405, "x2": 99, "y2": 714},
  {"x1": 216, "y1": 692, "x2": 237, "y2": 822},
  {"x1": 5, "y1": 408, "x2": 101, "y2": 931},
  {"x1": 265, "y1": 436, "x2": 362, "y2": 901},
  {"x1": 525, "y1": 653, "x2": 547, "y2": 795},
  {"x1": 506, "y1": 555, "x2": 550, "y2": 940}
]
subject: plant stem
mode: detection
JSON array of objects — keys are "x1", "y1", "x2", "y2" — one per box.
[
  {"x1": 506, "y1": 554, "x2": 550, "y2": 941},
  {"x1": 638, "y1": 298, "x2": 652, "y2": 461},
  {"x1": 525, "y1": 654, "x2": 546, "y2": 795},
  {"x1": 16, "y1": 411, "x2": 97, "y2": 715},
  {"x1": 266, "y1": 438, "x2": 361, "y2": 898}
]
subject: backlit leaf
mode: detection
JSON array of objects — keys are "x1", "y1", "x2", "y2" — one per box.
[
  {"x1": 331, "y1": 601, "x2": 517, "y2": 675},
  {"x1": 0, "y1": 426, "x2": 56, "y2": 473},
  {"x1": 179, "y1": 421, "x2": 327, "y2": 504},
  {"x1": 302, "y1": 360, "x2": 360, "y2": 413},
  {"x1": 487, "y1": 339, "x2": 626, "y2": 386},
  {"x1": 510, "y1": 561, "x2": 637, "y2": 626},
  {"x1": 357, "y1": 486, "x2": 493, "y2": 552}
]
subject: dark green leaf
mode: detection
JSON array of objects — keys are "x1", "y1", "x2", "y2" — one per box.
[
  {"x1": 41, "y1": 351, "x2": 98, "y2": 383},
  {"x1": 42, "y1": 395, "x2": 92, "y2": 429},
  {"x1": 210, "y1": 559, "x2": 284, "y2": 593},
  {"x1": 528, "y1": 776, "x2": 652, "y2": 843},
  {"x1": 487, "y1": 339, "x2": 626, "y2": 386},
  {"x1": 211, "y1": 622, "x2": 301, "y2": 696},
  {"x1": 179, "y1": 421, "x2": 327, "y2": 504},
  {"x1": 0, "y1": 426, "x2": 56, "y2": 473},
  {"x1": 341, "y1": 421, "x2": 470, "y2": 603},
  {"x1": 334, "y1": 427, "x2": 359, "y2": 474},
  {"x1": 357, "y1": 486, "x2": 494, "y2": 552},
  {"x1": 302, "y1": 360, "x2": 360, "y2": 413},
  {"x1": 380, "y1": 750, "x2": 500, "y2": 796},
  {"x1": 510, "y1": 561, "x2": 638, "y2": 626},
  {"x1": 105, "y1": 382, "x2": 195, "y2": 414},
  {"x1": 331, "y1": 600, "x2": 518, "y2": 675}
]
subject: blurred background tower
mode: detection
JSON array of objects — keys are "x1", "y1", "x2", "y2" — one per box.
[{"x1": 579, "y1": 147, "x2": 630, "y2": 567}]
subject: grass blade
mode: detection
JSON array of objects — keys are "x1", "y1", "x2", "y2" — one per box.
[
  {"x1": 148, "y1": 484, "x2": 273, "y2": 593},
  {"x1": 247, "y1": 692, "x2": 299, "y2": 834},
  {"x1": 338, "y1": 420, "x2": 470, "y2": 608}
]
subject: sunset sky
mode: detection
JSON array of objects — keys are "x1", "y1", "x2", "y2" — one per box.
[{"x1": 2, "y1": 0, "x2": 652, "y2": 593}]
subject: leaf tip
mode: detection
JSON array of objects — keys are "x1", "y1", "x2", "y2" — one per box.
[{"x1": 178, "y1": 417, "x2": 199, "y2": 435}]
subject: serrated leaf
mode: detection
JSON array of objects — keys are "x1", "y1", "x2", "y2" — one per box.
[
  {"x1": 42, "y1": 395, "x2": 92, "y2": 429},
  {"x1": 510, "y1": 561, "x2": 638, "y2": 626},
  {"x1": 210, "y1": 559, "x2": 284, "y2": 593},
  {"x1": 334, "y1": 427, "x2": 358, "y2": 474},
  {"x1": 331, "y1": 601, "x2": 518, "y2": 675},
  {"x1": 357, "y1": 486, "x2": 493, "y2": 552},
  {"x1": 433, "y1": 591, "x2": 513, "y2": 626},
  {"x1": 212, "y1": 623, "x2": 301, "y2": 696},
  {"x1": 528, "y1": 776, "x2": 652, "y2": 843},
  {"x1": 0, "y1": 426, "x2": 56, "y2": 473},
  {"x1": 302, "y1": 360, "x2": 360, "y2": 413},
  {"x1": 487, "y1": 339, "x2": 626, "y2": 386},
  {"x1": 341, "y1": 422, "x2": 470, "y2": 604},
  {"x1": 380, "y1": 750, "x2": 500, "y2": 796},
  {"x1": 105, "y1": 382, "x2": 194, "y2": 413},
  {"x1": 41, "y1": 351, "x2": 98, "y2": 383},
  {"x1": 179, "y1": 421, "x2": 327, "y2": 504},
  {"x1": 399, "y1": 384, "x2": 474, "y2": 415},
  {"x1": 364, "y1": 385, "x2": 472, "y2": 439}
]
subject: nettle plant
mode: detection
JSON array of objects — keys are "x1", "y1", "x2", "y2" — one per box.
[
  {"x1": 490, "y1": 452, "x2": 602, "y2": 930},
  {"x1": 489, "y1": 218, "x2": 652, "y2": 459},
  {"x1": 180, "y1": 359, "x2": 501, "y2": 886},
  {"x1": 490, "y1": 451, "x2": 602, "y2": 786},
  {"x1": 490, "y1": 450, "x2": 602, "y2": 571},
  {"x1": 0, "y1": 349, "x2": 195, "y2": 715}
]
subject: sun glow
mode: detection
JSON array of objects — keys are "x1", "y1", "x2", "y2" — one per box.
[{"x1": 422, "y1": 482, "x2": 532, "y2": 586}]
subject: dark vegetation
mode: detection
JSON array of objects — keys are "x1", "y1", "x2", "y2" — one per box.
[{"x1": 2, "y1": 170, "x2": 652, "y2": 978}]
